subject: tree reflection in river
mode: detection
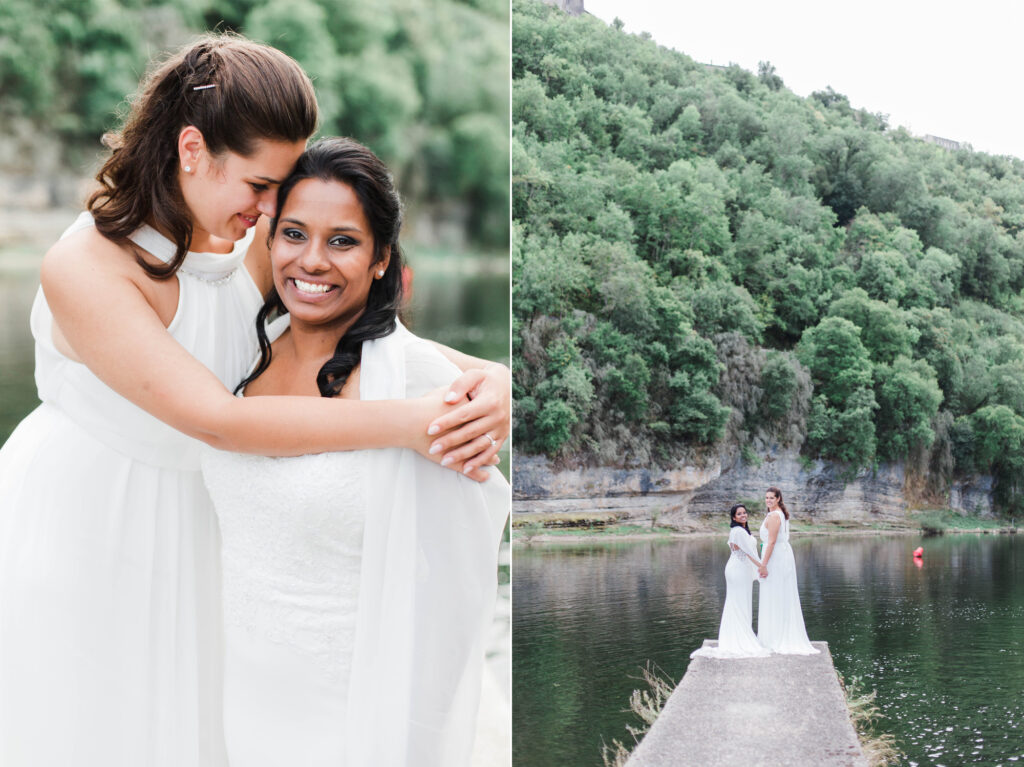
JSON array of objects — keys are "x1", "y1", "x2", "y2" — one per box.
[{"x1": 513, "y1": 534, "x2": 1024, "y2": 767}]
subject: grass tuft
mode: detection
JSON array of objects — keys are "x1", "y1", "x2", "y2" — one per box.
[
  {"x1": 600, "y1": 663, "x2": 675, "y2": 767},
  {"x1": 839, "y1": 673, "x2": 902, "y2": 766}
]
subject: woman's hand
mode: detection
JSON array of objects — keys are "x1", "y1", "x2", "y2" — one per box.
[
  {"x1": 407, "y1": 388, "x2": 495, "y2": 482},
  {"x1": 758, "y1": 565, "x2": 768, "y2": 579},
  {"x1": 426, "y1": 362, "x2": 510, "y2": 474}
]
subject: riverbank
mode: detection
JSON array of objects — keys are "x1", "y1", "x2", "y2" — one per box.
[{"x1": 511, "y1": 509, "x2": 1017, "y2": 543}]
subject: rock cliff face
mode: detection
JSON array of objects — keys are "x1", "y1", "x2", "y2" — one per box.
[
  {"x1": 513, "y1": 450, "x2": 995, "y2": 523},
  {"x1": 513, "y1": 454, "x2": 718, "y2": 517}
]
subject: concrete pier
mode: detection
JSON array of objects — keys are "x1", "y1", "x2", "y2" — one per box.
[{"x1": 625, "y1": 641, "x2": 867, "y2": 767}]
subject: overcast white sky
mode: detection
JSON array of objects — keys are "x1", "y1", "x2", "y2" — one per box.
[{"x1": 582, "y1": 0, "x2": 1024, "y2": 160}]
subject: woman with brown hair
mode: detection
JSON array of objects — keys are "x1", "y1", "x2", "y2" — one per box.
[
  {"x1": 0, "y1": 35, "x2": 507, "y2": 766},
  {"x1": 756, "y1": 487, "x2": 818, "y2": 654}
]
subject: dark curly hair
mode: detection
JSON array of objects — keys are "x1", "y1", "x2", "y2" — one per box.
[
  {"x1": 87, "y1": 33, "x2": 318, "y2": 279},
  {"x1": 235, "y1": 137, "x2": 404, "y2": 397},
  {"x1": 729, "y1": 504, "x2": 750, "y2": 534}
]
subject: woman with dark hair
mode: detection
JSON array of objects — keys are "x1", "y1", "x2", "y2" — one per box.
[
  {"x1": 756, "y1": 487, "x2": 818, "y2": 654},
  {"x1": 0, "y1": 36, "x2": 507, "y2": 767},
  {"x1": 691, "y1": 503, "x2": 769, "y2": 659},
  {"x1": 201, "y1": 137, "x2": 509, "y2": 767}
]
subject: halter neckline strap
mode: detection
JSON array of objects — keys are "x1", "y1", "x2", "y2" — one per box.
[{"x1": 129, "y1": 224, "x2": 254, "y2": 282}]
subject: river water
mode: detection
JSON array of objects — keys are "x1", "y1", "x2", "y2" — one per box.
[{"x1": 513, "y1": 533, "x2": 1024, "y2": 767}]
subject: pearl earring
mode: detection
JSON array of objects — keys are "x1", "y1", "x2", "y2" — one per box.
[
  {"x1": 377, "y1": 270, "x2": 385, "y2": 277},
  {"x1": 184, "y1": 165, "x2": 192, "y2": 173}
]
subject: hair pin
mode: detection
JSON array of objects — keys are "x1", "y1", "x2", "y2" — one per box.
[{"x1": 193, "y1": 84, "x2": 217, "y2": 91}]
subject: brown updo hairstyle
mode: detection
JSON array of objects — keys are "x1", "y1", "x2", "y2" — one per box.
[
  {"x1": 767, "y1": 486, "x2": 789, "y2": 519},
  {"x1": 87, "y1": 33, "x2": 319, "y2": 278}
]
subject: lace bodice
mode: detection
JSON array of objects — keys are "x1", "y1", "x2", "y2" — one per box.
[
  {"x1": 201, "y1": 448, "x2": 366, "y2": 682},
  {"x1": 729, "y1": 525, "x2": 759, "y2": 561}
]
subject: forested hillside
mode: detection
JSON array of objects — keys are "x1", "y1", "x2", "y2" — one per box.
[
  {"x1": 512, "y1": 0, "x2": 1024, "y2": 513},
  {"x1": 0, "y1": 0, "x2": 509, "y2": 248}
]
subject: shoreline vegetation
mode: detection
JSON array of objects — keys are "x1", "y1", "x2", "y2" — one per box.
[
  {"x1": 600, "y1": 663, "x2": 674, "y2": 767},
  {"x1": 840, "y1": 673, "x2": 902, "y2": 767},
  {"x1": 512, "y1": 508, "x2": 1017, "y2": 543}
]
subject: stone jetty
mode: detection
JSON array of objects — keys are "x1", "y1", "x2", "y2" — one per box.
[{"x1": 625, "y1": 641, "x2": 867, "y2": 767}]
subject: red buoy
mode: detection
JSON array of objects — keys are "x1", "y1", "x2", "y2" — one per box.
[{"x1": 913, "y1": 546, "x2": 924, "y2": 558}]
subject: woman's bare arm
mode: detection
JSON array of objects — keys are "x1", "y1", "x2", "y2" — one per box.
[
  {"x1": 759, "y1": 514, "x2": 780, "y2": 576},
  {"x1": 40, "y1": 232, "x2": 489, "y2": 477}
]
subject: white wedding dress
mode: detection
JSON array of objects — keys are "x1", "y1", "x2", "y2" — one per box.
[
  {"x1": 756, "y1": 509, "x2": 818, "y2": 654},
  {"x1": 691, "y1": 526, "x2": 770, "y2": 659},
  {"x1": 202, "y1": 448, "x2": 366, "y2": 765},
  {"x1": 0, "y1": 212, "x2": 260, "y2": 766},
  {"x1": 201, "y1": 320, "x2": 509, "y2": 767}
]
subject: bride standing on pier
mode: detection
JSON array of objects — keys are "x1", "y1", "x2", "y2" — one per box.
[
  {"x1": 691, "y1": 504, "x2": 770, "y2": 659},
  {"x1": 756, "y1": 487, "x2": 818, "y2": 655}
]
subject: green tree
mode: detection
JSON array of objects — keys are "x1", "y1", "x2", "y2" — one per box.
[
  {"x1": 873, "y1": 357, "x2": 943, "y2": 461},
  {"x1": 827, "y1": 288, "x2": 918, "y2": 363},
  {"x1": 759, "y1": 351, "x2": 799, "y2": 424},
  {"x1": 796, "y1": 316, "x2": 872, "y2": 404},
  {"x1": 969, "y1": 406, "x2": 1024, "y2": 512},
  {"x1": 805, "y1": 389, "x2": 878, "y2": 467}
]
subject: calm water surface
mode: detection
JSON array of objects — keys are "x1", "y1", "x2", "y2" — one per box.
[{"x1": 513, "y1": 534, "x2": 1024, "y2": 767}]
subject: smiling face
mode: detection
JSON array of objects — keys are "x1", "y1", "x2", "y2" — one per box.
[
  {"x1": 732, "y1": 506, "x2": 748, "y2": 525},
  {"x1": 180, "y1": 135, "x2": 306, "y2": 250},
  {"x1": 765, "y1": 491, "x2": 779, "y2": 510},
  {"x1": 270, "y1": 177, "x2": 387, "y2": 335}
]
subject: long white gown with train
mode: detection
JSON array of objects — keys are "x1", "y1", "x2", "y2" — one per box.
[
  {"x1": 756, "y1": 509, "x2": 818, "y2": 655},
  {"x1": 0, "y1": 212, "x2": 260, "y2": 766},
  {"x1": 201, "y1": 320, "x2": 509, "y2": 767},
  {"x1": 691, "y1": 526, "x2": 770, "y2": 659}
]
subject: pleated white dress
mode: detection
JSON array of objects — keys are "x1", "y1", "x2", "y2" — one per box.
[
  {"x1": 691, "y1": 526, "x2": 770, "y2": 659},
  {"x1": 0, "y1": 212, "x2": 261, "y2": 766},
  {"x1": 756, "y1": 509, "x2": 818, "y2": 655}
]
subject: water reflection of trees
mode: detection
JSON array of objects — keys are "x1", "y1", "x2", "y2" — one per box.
[
  {"x1": 513, "y1": 540, "x2": 727, "y2": 767},
  {"x1": 514, "y1": 536, "x2": 1024, "y2": 767}
]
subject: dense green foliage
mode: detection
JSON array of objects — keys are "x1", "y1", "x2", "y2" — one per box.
[
  {"x1": 0, "y1": 0, "x2": 509, "y2": 248},
  {"x1": 512, "y1": 0, "x2": 1024, "y2": 511}
]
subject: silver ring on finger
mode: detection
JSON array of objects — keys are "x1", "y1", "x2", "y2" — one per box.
[{"x1": 485, "y1": 433, "x2": 498, "y2": 449}]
